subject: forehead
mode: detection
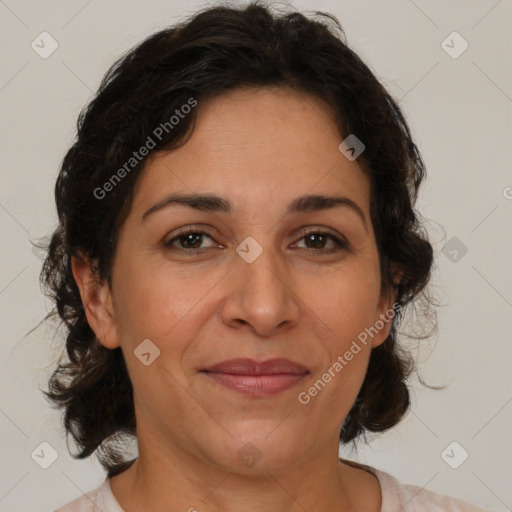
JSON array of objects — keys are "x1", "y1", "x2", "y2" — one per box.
[{"x1": 130, "y1": 86, "x2": 371, "y2": 220}]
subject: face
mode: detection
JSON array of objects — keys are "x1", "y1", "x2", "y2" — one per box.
[{"x1": 73, "y1": 86, "x2": 395, "y2": 474}]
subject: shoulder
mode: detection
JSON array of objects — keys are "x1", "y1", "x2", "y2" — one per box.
[
  {"x1": 372, "y1": 467, "x2": 489, "y2": 512},
  {"x1": 53, "y1": 476, "x2": 124, "y2": 512},
  {"x1": 340, "y1": 458, "x2": 488, "y2": 511}
]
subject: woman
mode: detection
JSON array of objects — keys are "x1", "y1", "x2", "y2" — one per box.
[{"x1": 41, "y1": 3, "x2": 487, "y2": 511}]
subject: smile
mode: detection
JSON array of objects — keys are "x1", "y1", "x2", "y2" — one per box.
[
  {"x1": 200, "y1": 358, "x2": 310, "y2": 396},
  {"x1": 201, "y1": 372, "x2": 309, "y2": 396}
]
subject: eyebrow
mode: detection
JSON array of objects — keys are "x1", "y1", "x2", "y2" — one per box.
[{"x1": 141, "y1": 193, "x2": 367, "y2": 230}]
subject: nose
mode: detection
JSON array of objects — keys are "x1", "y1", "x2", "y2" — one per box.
[{"x1": 220, "y1": 241, "x2": 301, "y2": 337}]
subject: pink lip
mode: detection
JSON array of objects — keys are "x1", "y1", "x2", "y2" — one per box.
[{"x1": 201, "y1": 358, "x2": 309, "y2": 396}]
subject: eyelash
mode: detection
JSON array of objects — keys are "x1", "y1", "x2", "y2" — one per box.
[{"x1": 163, "y1": 227, "x2": 348, "y2": 255}]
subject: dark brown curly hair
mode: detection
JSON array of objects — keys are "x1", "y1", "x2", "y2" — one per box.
[{"x1": 37, "y1": 1, "x2": 437, "y2": 477}]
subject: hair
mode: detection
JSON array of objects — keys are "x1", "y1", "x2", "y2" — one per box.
[{"x1": 39, "y1": 1, "x2": 437, "y2": 476}]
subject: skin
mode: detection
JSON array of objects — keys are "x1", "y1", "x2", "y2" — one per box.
[{"x1": 72, "y1": 86, "x2": 397, "y2": 512}]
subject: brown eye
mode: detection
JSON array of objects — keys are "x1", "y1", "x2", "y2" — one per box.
[
  {"x1": 294, "y1": 229, "x2": 348, "y2": 253},
  {"x1": 304, "y1": 232, "x2": 328, "y2": 249},
  {"x1": 164, "y1": 229, "x2": 216, "y2": 252},
  {"x1": 176, "y1": 232, "x2": 204, "y2": 249}
]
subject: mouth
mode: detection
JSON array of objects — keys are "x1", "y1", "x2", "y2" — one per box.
[{"x1": 200, "y1": 358, "x2": 309, "y2": 397}]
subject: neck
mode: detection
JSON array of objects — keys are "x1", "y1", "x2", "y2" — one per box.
[{"x1": 109, "y1": 439, "x2": 381, "y2": 512}]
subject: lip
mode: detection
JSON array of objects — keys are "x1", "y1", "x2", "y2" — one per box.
[{"x1": 201, "y1": 358, "x2": 309, "y2": 397}]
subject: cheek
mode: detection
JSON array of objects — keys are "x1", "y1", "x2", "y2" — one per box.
[
  {"x1": 114, "y1": 257, "x2": 219, "y2": 339},
  {"x1": 313, "y1": 267, "x2": 381, "y2": 343},
  {"x1": 111, "y1": 261, "x2": 226, "y2": 394}
]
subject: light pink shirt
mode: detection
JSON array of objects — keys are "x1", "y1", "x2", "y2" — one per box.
[{"x1": 53, "y1": 466, "x2": 488, "y2": 511}]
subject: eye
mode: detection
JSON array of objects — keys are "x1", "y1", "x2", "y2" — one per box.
[
  {"x1": 163, "y1": 226, "x2": 348, "y2": 255},
  {"x1": 163, "y1": 227, "x2": 217, "y2": 253},
  {"x1": 292, "y1": 228, "x2": 348, "y2": 253}
]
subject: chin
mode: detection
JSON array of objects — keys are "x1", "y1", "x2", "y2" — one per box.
[{"x1": 208, "y1": 434, "x2": 305, "y2": 475}]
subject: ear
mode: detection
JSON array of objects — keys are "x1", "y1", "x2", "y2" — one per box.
[
  {"x1": 371, "y1": 263, "x2": 402, "y2": 349},
  {"x1": 71, "y1": 251, "x2": 120, "y2": 349}
]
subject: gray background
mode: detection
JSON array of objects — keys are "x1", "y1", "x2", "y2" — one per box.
[{"x1": 0, "y1": 1, "x2": 511, "y2": 511}]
